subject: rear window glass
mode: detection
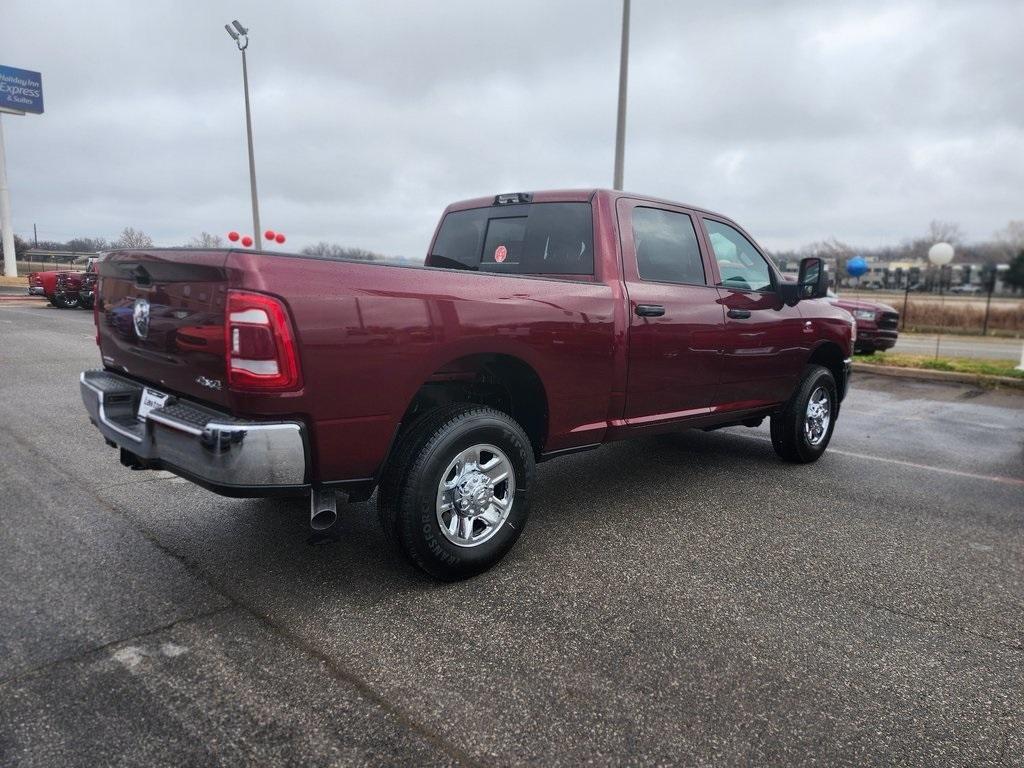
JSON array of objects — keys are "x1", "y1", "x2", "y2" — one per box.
[{"x1": 428, "y1": 202, "x2": 594, "y2": 276}]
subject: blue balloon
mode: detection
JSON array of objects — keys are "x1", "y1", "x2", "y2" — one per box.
[{"x1": 846, "y1": 256, "x2": 868, "y2": 278}]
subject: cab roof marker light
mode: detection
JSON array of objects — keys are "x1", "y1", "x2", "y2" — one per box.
[{"x1": 495, "y1": 191, "x2": 536, "y2": 204}]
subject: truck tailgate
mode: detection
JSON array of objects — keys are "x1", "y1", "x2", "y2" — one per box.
[{"x1": 96, "y1": 250, "x2": 231, "y2": 407}]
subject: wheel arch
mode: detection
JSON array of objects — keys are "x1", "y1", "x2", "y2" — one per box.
[
  {"x1": 396, "y1": 353, "x2": 549, "y2": 456},
  {"x1": 807, "y1": 341, "x2": 848, "y2": 400}
]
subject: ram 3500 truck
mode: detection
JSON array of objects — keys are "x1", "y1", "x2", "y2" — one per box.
[{"x1": 80, "y1": 189, "x2": 854, "y2": 579}]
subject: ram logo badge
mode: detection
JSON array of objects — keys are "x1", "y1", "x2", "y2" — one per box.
[{"x1": 132, "y1": 298, "x2": 150, "y2": 340}]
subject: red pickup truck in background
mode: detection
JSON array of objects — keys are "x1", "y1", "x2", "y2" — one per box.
[
  {"x1": 80, "y1": 189, "x2": 854, "y2": 579},
  {"x1": 828, "y1": 291, "x2": 899, "y2": 354},
  {"x1": 28, "y1": 257, "x2": 98, "y2": 309}
]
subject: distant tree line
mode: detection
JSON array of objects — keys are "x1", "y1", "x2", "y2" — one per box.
[
  {"x1": 770, "y1": 219, "x2": 1024, "y2": 268},
  {"x1": 4, "y1": 227, "x2": 156, "y2": 258},
  {"x1": 2, "y1": 228, "x2": 392, "y2": 262},
  {"x1": 769, "y1": 219, "x2": 1024, "y2": 291},
  {"x1": 299, "y1": 242, "x2": 390, "y2": 261}
]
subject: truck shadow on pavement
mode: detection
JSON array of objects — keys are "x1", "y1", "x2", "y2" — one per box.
[{"x1": 193, "y1": 428, "x2": 790, "y2": 592}]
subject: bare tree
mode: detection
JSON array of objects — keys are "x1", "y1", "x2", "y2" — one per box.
[
  {"x1": 66, "y1": 237, "x2": 110, "y2": 253},
  {"x1": 800, "y1": 237, "x2": 854, "y2": 260},
  {"x1": 300, "y1": 242, "x2": 385, "y2": 261},
  {"x1": 113, "y1": 227, "x2": 154, "y2": 249},
  {"x1": 926, "y1": 220, "x2": 963, "y2": 245},
  {"x1": 994, "y1": 220, "x2": 1024, "y2": 255},
  {"x1": 187, "y1": 232, "x2": 224, "y2": 248}
]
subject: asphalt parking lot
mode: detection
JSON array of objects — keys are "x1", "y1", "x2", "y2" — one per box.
[{"x1": 2, "y1": 302, "x2": 1023, "y2": 767}]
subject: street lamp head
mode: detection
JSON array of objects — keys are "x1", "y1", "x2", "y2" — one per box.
[{"x1": 225, "y1": 20, "x2": 248, "y2": 50}]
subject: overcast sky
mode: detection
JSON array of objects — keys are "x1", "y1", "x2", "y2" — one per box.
[{"x1": 2, "y1": 0, "x2": 1022, "y2": 256}]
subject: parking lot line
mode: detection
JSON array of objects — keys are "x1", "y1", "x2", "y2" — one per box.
[{"x1": 736, "y1": 433, "x2": 1024, "y2": 487}]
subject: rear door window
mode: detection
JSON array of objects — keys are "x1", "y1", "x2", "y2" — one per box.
[
  {"x1": 428, "y1": 202, "x2": 594, "y2": 276},
  {"x1": 632, "y1": 207, "x2": 706, "y2": 285}
]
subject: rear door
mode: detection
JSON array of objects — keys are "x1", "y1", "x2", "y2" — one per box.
[
  {"x1": 96, "y1": 250, "x2": 232, "y2": 407},
  {"x1": 699, "y1": 217, "x2": 808, "y2": 410},
  {"x1": 618, "y1": 198, "x2": 724, "y2": 425}
]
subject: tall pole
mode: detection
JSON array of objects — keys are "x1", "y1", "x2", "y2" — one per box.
[
  {"x1": 934, "y1": 265, "x2": 945, "y2": 360},
  {"x1": 240, "y1": 46, "x2": 261, "y2": 249},
  {"x1": 982, "y1": 271, "x2": 994, "y2": 336},
  {"x1": 613, "y1": 0, "x2": 630, "y2": 191},
  {"x1": 0, "y1": 114, "x2": 17, "y2": 277}
]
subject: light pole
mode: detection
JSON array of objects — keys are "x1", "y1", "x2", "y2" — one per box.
[
  {"x1": 928, "y1": 242, "x2": 954, "y2": 360},
  {"x1": 613, "y1": 0, "x2": 630, "y2": 191},
  {"x1": 0, "y1": 113, "x2": 17, "y2": 276},
  {"x1": 224, "y1": 20, "x2": 262, "y2": 249}
]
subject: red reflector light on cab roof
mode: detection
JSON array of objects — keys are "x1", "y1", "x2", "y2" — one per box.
[{"x1": 226, "y1": 290, "x2": 302, "y2": 391}]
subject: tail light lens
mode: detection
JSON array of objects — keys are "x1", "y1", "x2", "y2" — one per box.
[{"x1": 225, "y1": 290, "x2": 302, "y2": 391}]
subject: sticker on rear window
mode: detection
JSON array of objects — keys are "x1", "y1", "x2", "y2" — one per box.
[{"x1": 494, "y1": 245, "x2": 508, "y2": 263}]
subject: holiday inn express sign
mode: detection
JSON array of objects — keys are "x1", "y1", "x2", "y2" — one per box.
[{"x1": 0, "y1": 65, "x2": 44, "y2": 114}]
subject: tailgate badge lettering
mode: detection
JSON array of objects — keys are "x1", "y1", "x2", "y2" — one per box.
[
  {"x1": 196, "y1": 376, "x2": 223, "y2": 391},
  {"x1": 133, "y1": 298, "x2": 151, "y2": 339}
]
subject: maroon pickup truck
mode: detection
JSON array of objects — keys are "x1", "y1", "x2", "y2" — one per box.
[
  {"x1": 827, "y1": 291, "x2": 899, "y2": 354},
  {"x1": 80, "y1": 189, "x2": 854, "y2": 579}
]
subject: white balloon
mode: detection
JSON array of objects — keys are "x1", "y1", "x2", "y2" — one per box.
[{"x1": 928, "y1": 242, "x2": 954, "y2": 266}]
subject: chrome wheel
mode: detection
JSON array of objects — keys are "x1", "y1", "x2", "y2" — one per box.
[
  {"x1": 804, "y1": 386, "x2": 831, "y2": 446},
  {"x1": 436, "y1": 443, "x2": 515, "y2": 548}
]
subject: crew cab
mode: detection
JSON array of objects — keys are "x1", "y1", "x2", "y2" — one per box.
[
  {"x1": 80, "y1": 189, "x2": 854, "y2": 579},
  {"x1": 827, "y1": 290, "x2": 899, "y2": 354}
]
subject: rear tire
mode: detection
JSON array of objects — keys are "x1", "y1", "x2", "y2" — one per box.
[
  {"x1": 54, "y1": 294, "x2": 79, "y2": 309},
  {"x1": 377, "y1": 404, "x2": 535, "y2": 580},
  {"x1": 770, "y1": 364, "x2": 838, "y2": 463}
]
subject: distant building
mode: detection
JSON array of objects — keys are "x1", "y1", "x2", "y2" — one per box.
[{"x1": 775, "y1": 254, "x2": 1013, "y2": 293}]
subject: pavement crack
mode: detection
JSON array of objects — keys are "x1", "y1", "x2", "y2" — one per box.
[
  {"x1": 0, "y1": 605, "x2": 237, "y2": 689},
  {"x1": 853, "y1": 597, "x2": 1024, "y2": 653}
]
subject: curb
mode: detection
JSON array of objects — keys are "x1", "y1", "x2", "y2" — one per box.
[{"x1": 852, "y1": 362, "x2": 1024, "y2": 392}]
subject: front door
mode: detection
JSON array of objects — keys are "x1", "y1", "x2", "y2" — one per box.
[
  {"x1": 699, "y1": 216, "x2": 808, "y2": 411},
  {"x1": 618, "y1": 199, "x2": 725, "y2": 428}
]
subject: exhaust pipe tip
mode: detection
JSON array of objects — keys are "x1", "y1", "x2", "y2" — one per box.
[{"x1": 310, "y1": 488, "x2": 338, "y2": 531}]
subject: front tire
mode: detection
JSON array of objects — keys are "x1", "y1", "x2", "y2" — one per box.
[
  {"x1": 378, "y1": 404, "x2": 536, "y2": 580},
  {"x1": 770, "y1": 364, "x2": 838, "y2": 463}
]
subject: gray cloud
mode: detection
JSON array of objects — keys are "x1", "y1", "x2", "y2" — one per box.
[{"x1": 2, "y1": 0, "x2": 1022, "y2": 255}]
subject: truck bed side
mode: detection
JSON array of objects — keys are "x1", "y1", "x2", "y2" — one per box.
[{"x1": 225, "y1": 252, "x2": 620, "y2": 482}]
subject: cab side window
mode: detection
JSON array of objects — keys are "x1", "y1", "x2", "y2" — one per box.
[
  {"x1": 704, "y1": 219, "x2": 773, "y2": 292},
  {"x1": 632, "y1": 207, "x2": 706, "y2": 285}
]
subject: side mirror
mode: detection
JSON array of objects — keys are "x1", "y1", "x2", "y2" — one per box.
[{"x1": 797, "y1": 257, "x2": 828, "y2": 301}]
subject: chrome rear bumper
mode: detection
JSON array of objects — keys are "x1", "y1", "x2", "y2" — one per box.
[{"x1": 80, "y1": 370, "x2": 309, "y2": 496}]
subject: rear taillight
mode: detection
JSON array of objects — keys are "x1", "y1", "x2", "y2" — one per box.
[{"x1": 225, "y1": 290, "x2": 302, "y2": 391}]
